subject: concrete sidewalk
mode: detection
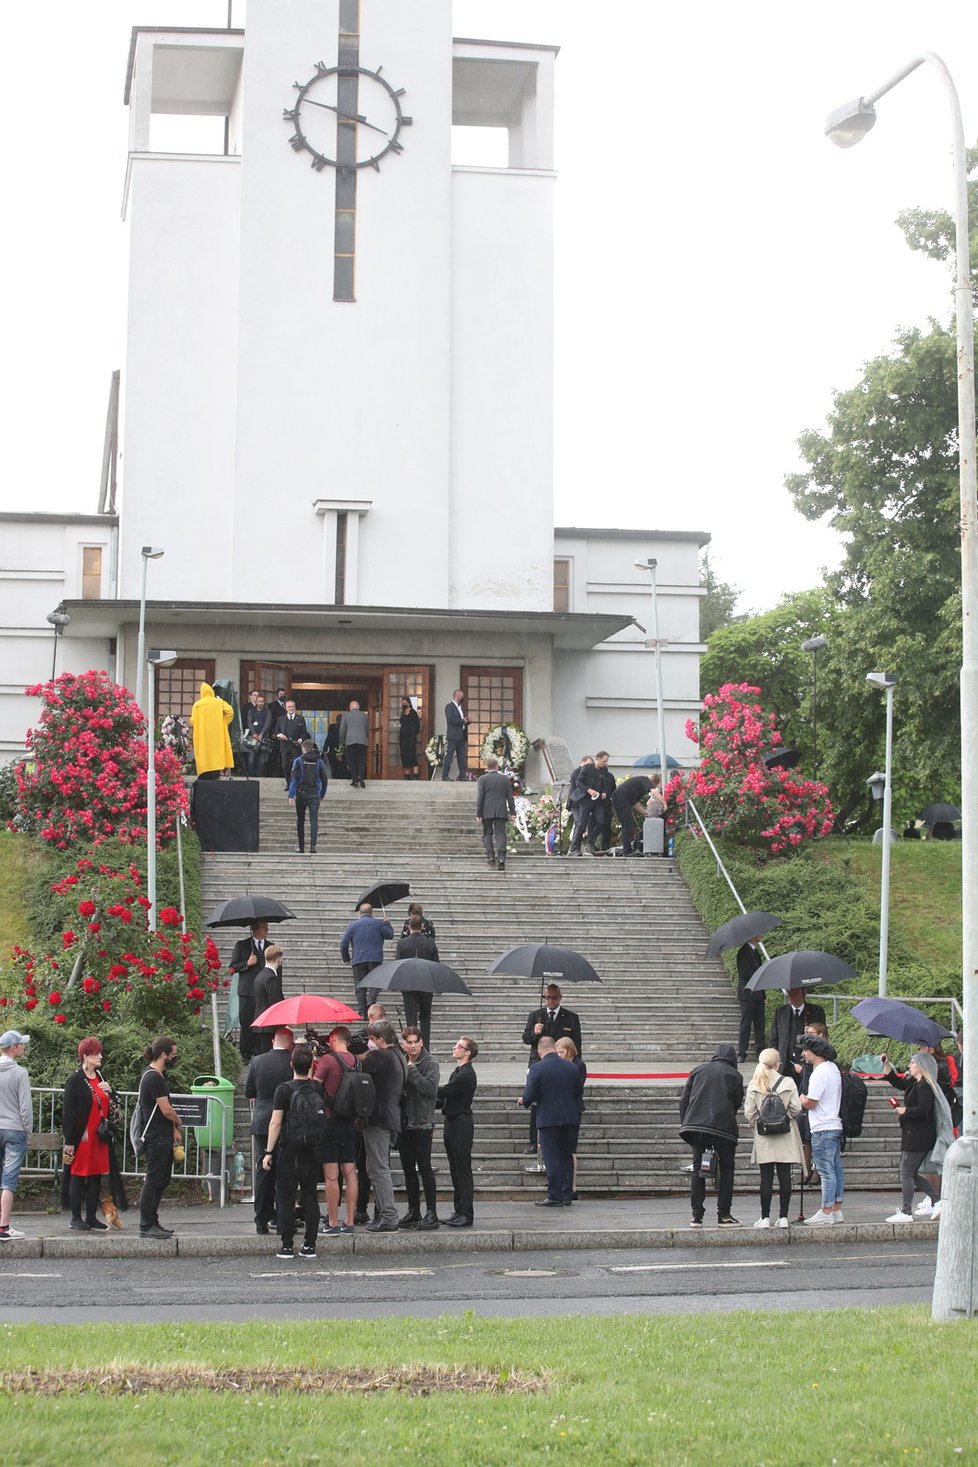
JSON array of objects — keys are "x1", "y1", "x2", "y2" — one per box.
[{"x1": 5, "y1": 1189, "x2": 939, "y2": 1259}]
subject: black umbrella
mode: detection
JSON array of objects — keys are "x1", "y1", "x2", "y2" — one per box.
[
  {"x1": 358, "y1": 958, "x2": 471, "y2": 996},
  {"x1": 745, "y1": 949, "x2": 858, "y2": 993},
  {"x1": 763, "y1": 748, "x2": 801, "y2": 771},
  {"x1": 918, "y1": 803, "x2": 961, "y2": 825},
  {"x1": 488, "y1": 942, "x2": 602, "y2": 991},
  {"x1": 851, "y1": 997, "x2": 953, "y2": 1046},
  {"x1": 354, "y1": 880, "x2": 410, "y2": 912},
  {"x1": 706, "y1": 911, "x2": 782, "y2": 960},
  {"x1": 205, "y1": 895, "x2": 296, "y2": 928}
]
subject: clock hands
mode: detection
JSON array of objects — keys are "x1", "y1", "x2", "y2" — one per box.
[{"x1": 299, "y1": 95, "x2": 390, "y2": 137}]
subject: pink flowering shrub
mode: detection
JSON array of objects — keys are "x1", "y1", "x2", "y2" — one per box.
[
  {"x1": 16, "y1": 671, "x2": 188, "y2": 849},
  {"x1": 667, "y1": 683, "x2": 834, "y2": 856}
]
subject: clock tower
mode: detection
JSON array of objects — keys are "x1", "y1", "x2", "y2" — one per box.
[{"x1": 119, "y1": 0, "x2": 558, "y2": 615}]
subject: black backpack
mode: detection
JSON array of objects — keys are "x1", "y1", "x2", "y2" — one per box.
[
  {"x1": 300, "y1": 755, "x2": 320, "y2": 793},
  {"x1": 285, "y1": 1082, "x2": 329, "y2": 1148},
  {"x1": 331, "y1": 1054, "x2": 375, "y2": 1121},
  {"x1": 756, "y1": 1077, "x2": 792, "y2": 1135},
  {"x1": 839, "y1": 1068, "x2": 868, "y2": 1142}
]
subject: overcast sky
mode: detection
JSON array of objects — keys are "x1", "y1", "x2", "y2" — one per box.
[{"x1": 2, "y1": 2, "x2": 976, "y2": 615}]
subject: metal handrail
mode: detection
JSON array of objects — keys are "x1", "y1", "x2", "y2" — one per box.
[{"x1": 685, "y1": 795, "x2": 772, "y2": 961}]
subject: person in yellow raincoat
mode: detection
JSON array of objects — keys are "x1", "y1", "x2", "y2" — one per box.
[{"x1": 190, "y1": 682, "x2": 234, "y2": 778}]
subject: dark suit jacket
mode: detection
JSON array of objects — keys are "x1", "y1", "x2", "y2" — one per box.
[
  {"x1": 396, "y1": 933, "x2": 440, "y2": 963},
  {"x1": 476, "y1": 770, "x2": 516, "y2": 820},
  {"x1": 522, "y1": 1005, "x2": 583, "y2": 1060},
  {"x1": 254, "y1": 963, "x2": 284, "y2": 1021},
  {"x1": 585, "y1": 765, "x2": 616, "y2": 803},
  {"x1": 445, "y1": 702, "x2": 468, "y2": 739},
  {"x1": 275, "y1": 713, "x2": 309, "y2": 748},
  {"x1": 245, "y1": 1047, "x2": 294, "y2": 1135},
  {"x1": 769, "y1": 1000, "x2": 828, "y2": 1067},
  {"x1": 521, "y1": 1051, "x2": 585, "y2": 1126},
  {"x1": 567, "y1": 763, "x2": 592, "y2": 808},
  {"x1": 229, "y1": 935, "x2": 268, "y2": 976},
  {"x1": 736, "y1": 942, "x2": 764, "y2": 1000}
]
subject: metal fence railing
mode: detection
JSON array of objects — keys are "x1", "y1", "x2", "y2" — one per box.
[{"x1": 27, "y1": 1087, "x2": 230, "y2": 1207}]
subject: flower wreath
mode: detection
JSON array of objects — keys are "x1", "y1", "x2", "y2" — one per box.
[
  {"x1": 480, "y1": 723, "x2": 529, "y2": 771},
  {"x1": 424, "y1": 734, "x2": 444, "y2": 767}
]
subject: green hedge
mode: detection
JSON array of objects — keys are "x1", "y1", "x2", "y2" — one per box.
[{"x1": 677, "y1": 832, "x2": 962, "y2": 1066}]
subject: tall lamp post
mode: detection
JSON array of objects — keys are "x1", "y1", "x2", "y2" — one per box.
[
  {"x1": 634, "y1": 559, "x2": 669, "y2": 785},
  {"x1": 45, "y1": 609, "x2": 70, "y2": 680},
  {"x1": 801, "y1": 634, "x2": 827, "y2": 779},
  {"x1": 827, "y1": 55, "x2": 978, "y2": 1318},
  {"x1": 145, "y1": 649, "x2": 178, "y2": 923},
  {"x1": 134, "y1": 546, "x2": 165, "y2": 711},
  {"x1": 866, "y1": 673, "x2": 896, "y2": 997}
]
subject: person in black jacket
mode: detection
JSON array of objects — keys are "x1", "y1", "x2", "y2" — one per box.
[
  {"x1": 399, "y1": 697, "x2": 421, "y2": 779},
  {"x1": 229, "y1": 921, "x2": 272, "y2": 1061},
  {"x1": 769, "y1": 988, "x2": 827, "y2": 1074},
  {"x1": 678, "y1": 1042, "x2": 745, "y2": 1227},
  {"x1": 252, "y1": 946, "x2": 285, "y2": 1055},
  {"x1": 521, "y1": 985, "x2": 583, "y2": 1153},
  {"x1": 397, "y1": 1027, "x2": 441, "y2": 1230},
  {"x1": 582, "y1": 751, "x2": 616, "y2": 852},
  {"x1": 244, "y1": 1027, "x2": 294, "y2": 1234},
  {"x1": 437, "y1": 1036, "x2": 479, "y2": 1227},
  {"x1": 521, "y1": 1038, "x2": 585, "y2": 1206},
  {"x1": 883, "y1": 1052, "x2": 940, "y2": 1222},
  {"x1": 274, "y1": 699, "x2": 310, "y2": 789},
  {"x1": 360, "y1": 1021, "x2": 407, "y2": 1232},
  {"x1": 610, "y1": 773, "x2": 654, "y2": 856},
  {"x1": 566, "y1": 755, "x2": 594, "y2": 855},
  {"x1": 395, "y1": 917, "x2": 439, "y2": 1049},
  {"x1": 60, "y1": 1037, "x2": 128, "y2": 1231},
  {"x1": 736, "y1": 938, "x2": 765, "y2": 1062}
]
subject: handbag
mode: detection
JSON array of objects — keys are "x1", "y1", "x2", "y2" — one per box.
[{"x1": 96, "y1": 1116, "x2": 113, "y2": 1143}]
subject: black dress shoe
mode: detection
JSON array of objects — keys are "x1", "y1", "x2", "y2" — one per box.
[
  {"x1": 445, "y1": 1215, "x2": 472, "y2": 1228},
  {"x1": 535, "y1": 1198, "x2": 563, "y2": 1208},
  {"x1": 69, "y1": 1218, "x2": 91, "y2": 1231},
  {"x1": 353, "y1": 1211, "x2": 369, "y2": 1225},
  {"x1": 398, "y1": 1211, "x2": 421, "y2": 1230},
  {"x1": 139, "y1": 1225, "x2": 173, "y2": 1240},
  {"x1": 417, "y1": 1212, "x2": 440, "y2": 1231},
  {"x1": 256, "y1": 1223, "x2": 270, "y2": 1235},
  {"x1": 87, "y1": 1219, "x2": 109, "y2": 1232},
  {"x1": 365, "y1": 1220, "x2": 398, "y2": 1233}
]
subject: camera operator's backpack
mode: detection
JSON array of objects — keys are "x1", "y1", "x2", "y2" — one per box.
[
  {"x1": 285, "y1": 1082, "x2": 330, "y2": 1148},
  {"x1": 756, "y1": 1076, "x2": 792, "y2": 1135},
  {"x1": 839, "y1": 1067, "x2": 868, "y2": 1144},
  {"x1": 331, "y1": 1053, "x2": 375, "y2": 1121}
]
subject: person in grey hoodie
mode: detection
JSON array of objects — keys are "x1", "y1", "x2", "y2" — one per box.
[
  {"x1": 0, "y1": 1029, "x2": 33, "y2": 1241},
  {"x1": 678, "y1": 1042, "x2": 745, "y2": 1228}
]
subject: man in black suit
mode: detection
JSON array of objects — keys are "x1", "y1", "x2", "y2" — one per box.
[
  {"x1": 395, "y1": 916, "x2": 439, "y2": 1049},
  {"x1": 475, "y1": 755, "x2": 516, "y2": 869},
  {"x1": 566, "y1": 755, "x2": 594, "y2": 855},
  {"x1": 274, "y1": 699, "x2": 310, "y2": 788},
  {"x1": 769, "y1": 987, "x2": 827, "y2": 1074},
  {"x1": 521, "y1": 1037, "x2": 585, "y2": 1206},
  {"x1": 229, "y1": 921, "x2": 272, "y2": 1060},
  {"x1": 736, "y1": 937, "x2": 766, "y2": 1063},
  {"x1": 263, "y1": 688, "x2": 288, "y2": 776},
  {"x1": 253, "y1": 945, "x2": 285, "y2": 1055},
  {"x1": 245, "y1": 1026, "x2": 294, "y2": 1233},
  {"x1": 521, "y1": 983, "x2": 583, "y2": 1153},
  {"x1": 441, "y1": 689, "x2": 468, "y2": 781},
  {"x1": 611, "y1": 773, "x2": 654, "y2": 856},
  {"x1": 583, "y1": 751, "x2": 616, "y2": 852}
]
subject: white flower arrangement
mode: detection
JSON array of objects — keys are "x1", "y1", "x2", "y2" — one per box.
[
  {"x1": 424, "y1": 733, "x2": 444, "y2": 768},
  {"x1": 480, "y1": 723, "x2": 529, "y2": 771}
]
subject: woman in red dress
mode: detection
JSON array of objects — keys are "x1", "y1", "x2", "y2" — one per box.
[{"x1": 61, "y1": 1036, "x2": 114, "y2": 1231}]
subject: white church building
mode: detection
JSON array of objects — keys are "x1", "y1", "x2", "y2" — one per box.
[{"x1": 1, "y1": 2, "x2": 708, "y2": 782}]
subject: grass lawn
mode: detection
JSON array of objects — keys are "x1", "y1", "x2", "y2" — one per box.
[
  {"x1": 0, "y1": 1309, "x2": 975, "y2": 1465},
  {"x1": 0, "y1": 830, "x2": 35, "y2": 967},
  {"x1": 833, "y1": 842, "x2": 962, "y2": 973}
]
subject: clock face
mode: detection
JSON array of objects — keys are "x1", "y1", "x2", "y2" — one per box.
[{"x1": 284, "y1": 63, "x2": 412, "y2": 171}]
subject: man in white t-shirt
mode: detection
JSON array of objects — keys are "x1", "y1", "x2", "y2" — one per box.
[{"x1": 800, "y1": 1034, "x2": 844, "y2": 1225}]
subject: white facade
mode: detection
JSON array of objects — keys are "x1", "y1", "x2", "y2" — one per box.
[
  {"x1": 0, "y1": 7, "x2": 709, "y2": 776},
  {"x1": 553, "y1": 528, "x2": 707, "y2": 775}
]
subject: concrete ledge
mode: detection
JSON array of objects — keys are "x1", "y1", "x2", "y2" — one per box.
[
  {"x1": 42, "y1": 1234, "x2": 176, "y2": 1259},
  {"x1": 354, "y1": 1228, "x2": 502, "y2": 1254},
  {"x1": 177, "y1": 1234, "x2": 285, "y2": 1258},
  {"x1": 0, "y1": 1238, "x2": 43, "y2": 1260}
]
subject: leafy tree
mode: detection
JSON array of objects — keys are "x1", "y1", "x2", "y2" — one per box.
[
  {"x1": 700, "y1": 588, "x2": 839, "y2": 770},
  {"x1": 698, "y1": 552, "x2": 742, "y2": 641}
]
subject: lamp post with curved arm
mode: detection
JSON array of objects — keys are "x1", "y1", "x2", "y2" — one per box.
[{"x1": 827, "y1": 52, "x2": 977, "y2": 1318}]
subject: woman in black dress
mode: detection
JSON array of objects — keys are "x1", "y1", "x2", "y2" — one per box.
[{"x1": 398, "y1": 698, "x2": 421, "y2": 779}]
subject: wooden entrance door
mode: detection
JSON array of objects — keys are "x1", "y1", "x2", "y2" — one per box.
[
  {"x1": 461, "y1": 667, "x2": 524, "y2": 771},
  {"x1": 382, "y1": 666, "x2": 433, "y2": 777}
]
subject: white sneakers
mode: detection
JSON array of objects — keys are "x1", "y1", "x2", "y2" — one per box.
[
  {"x1": 914, "y1": 1199, "x2": 934, "y2": 1218},
  {"x1": 776, "y1": 1216, "x2": 790, "y2": 1228},
  {"x1": 886, "y1": 1210, "x2": 914, "y2": 1224},
  {"x1": 753, "y1": 1217, "x2": 771, "y2": 1229},
  {"x1": 932, "y1": 1200, "x2": 943, "y2": 1218},
  {"x1": 805, "y1": 1209, "x2": 835, "y2": 1226}
]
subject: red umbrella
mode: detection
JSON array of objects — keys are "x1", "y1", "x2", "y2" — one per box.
[{"x1": 251, "y1": 994, "x2": 360, "y2": 1028}]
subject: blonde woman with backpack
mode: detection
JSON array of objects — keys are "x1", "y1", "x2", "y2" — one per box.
[{"x1": 744, "y1": 1047, "x2": 804, "y2": 1228}]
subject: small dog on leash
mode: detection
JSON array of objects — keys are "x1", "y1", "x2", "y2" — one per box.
[{"x1": 100, "y1": 1199, "x2": 123, "y2": 1230}]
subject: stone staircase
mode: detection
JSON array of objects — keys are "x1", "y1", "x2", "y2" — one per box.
[{"x1": 200, "y1": 778, "x2": 899, "y2": 1197}]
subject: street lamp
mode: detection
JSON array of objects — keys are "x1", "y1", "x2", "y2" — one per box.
[
  {"x1": 801, "y1": 634, "x2": 827, "y2": 780},
  {"x1": 827, "y1": 52, "x2": 978, "y2": 1319},
  {"x1": 146, "y1": 648, "x2": 178, "y2": 923},
  {"x1": 134, "y1": 546, "x2": 165, "y2": 711},
  {"x1": 866, "y1": 673, "x2": 896, "y2": 998},
  {"x1": 45, "y1": 609, "x2": 70, "y2": 680},
  {"x1": 634, "y1": 559, "x2": 669, "y2": 788}
]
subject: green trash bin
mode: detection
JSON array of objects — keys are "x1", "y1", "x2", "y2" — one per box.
[{"x1": 190, "y1": 1074, "x2": 235, "y2": 1151}]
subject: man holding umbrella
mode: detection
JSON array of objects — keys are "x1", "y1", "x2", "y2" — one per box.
[
  {"x1": 770, "y1": 988, "x2": 827, "y2": 1075},
  {"x1": 341, "y1": 903, "x2": 394, "y2": 1020},
  {"x1": 229, "y1": 921, "x2": 270, "y2": 1061}
]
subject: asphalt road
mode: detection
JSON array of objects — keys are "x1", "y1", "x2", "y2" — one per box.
[{"x1": 0, "y1": 1241, "x2": 938, "y2": 1322}]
